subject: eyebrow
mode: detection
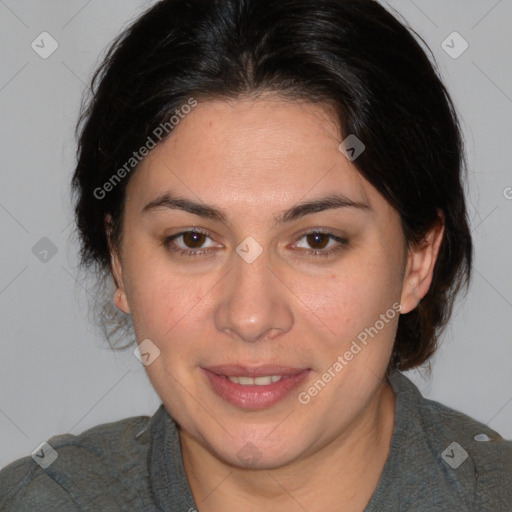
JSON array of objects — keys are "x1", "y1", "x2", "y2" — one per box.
[{"x1": 141, "y1": 192, "x2": 370, "y2": 225}]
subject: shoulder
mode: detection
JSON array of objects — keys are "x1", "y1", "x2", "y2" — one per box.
[
  {"x1": 389, "y1": 372, "x2": 512, "y2": 510},
  {"x1": 0, "y1": 411, "x2": 155, "y2": 511}
]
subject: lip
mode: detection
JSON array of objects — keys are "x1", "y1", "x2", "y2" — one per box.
[
  {"x1": 205, "y1": 364, "x2": 307, "y2": 377},
  {"x1": 201, "y1": 365, "x2": 311, "y2": 410}
]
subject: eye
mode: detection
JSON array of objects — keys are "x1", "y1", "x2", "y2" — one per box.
[
  {"x1": 163, "y1": 228, "x2": 349, "y2": 259},
  {"x1": 163, "y1": 229, "x2": 219, "y2": 257},
  {"x1": 293, "y1": 230, "x2": 349, "y2": 257}
]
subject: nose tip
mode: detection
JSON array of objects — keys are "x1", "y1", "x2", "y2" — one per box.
[{"x1": 214, "y1": 256, "x2": 294, "y2": 344}]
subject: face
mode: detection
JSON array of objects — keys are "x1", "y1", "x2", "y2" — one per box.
[{"x1": 111, "y1": 95, "x2": 441, "y2": 469}]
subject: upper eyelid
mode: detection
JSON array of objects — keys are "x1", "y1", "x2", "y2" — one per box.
[
  {"x1": 171, "y1": 225, "x2": 344, "y2": 235},
  {"x1": 170, "y1": 227, "x2": 341, "y2": 238}
]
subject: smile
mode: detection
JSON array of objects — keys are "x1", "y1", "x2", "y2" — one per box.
[
  {"x1": 201, "y1": 365, "x2": 311, "y2": 410},
  {"x1": 227, "y1": 375, "x2": 283, "y2": 385}
]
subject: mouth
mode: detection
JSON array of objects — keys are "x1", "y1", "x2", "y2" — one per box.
[{"x1": 201, "y1": 364, "x2": 311, "y2": 410}]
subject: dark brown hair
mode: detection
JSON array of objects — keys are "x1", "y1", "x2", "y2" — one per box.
[{"x1": 71, "y1": 0, "x2": 472, "y2": 372}]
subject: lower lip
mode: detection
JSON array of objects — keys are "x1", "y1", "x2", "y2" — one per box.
[{"x1": 202, "y1": 369, "x2": 311, "y2": 410}]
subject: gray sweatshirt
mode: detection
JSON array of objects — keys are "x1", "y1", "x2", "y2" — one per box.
[{"x1": 1, "y1": 372, "x2": 511, "y2": 511}]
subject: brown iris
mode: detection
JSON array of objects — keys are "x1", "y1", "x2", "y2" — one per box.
[
  {"x1": 182, "y1": 231, "x2": 207, "y2": 248},
  {"x1": 305, "y1": 232, "x2": 330, "y2": 250}
]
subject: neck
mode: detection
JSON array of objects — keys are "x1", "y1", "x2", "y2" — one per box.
[{"x1": 180, "y1": 380, "x2": 395, "y2": 512}]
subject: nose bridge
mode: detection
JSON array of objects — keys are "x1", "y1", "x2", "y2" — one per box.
[{"x1": 214, "y1": 247, "x2": 294, "y2": 343}]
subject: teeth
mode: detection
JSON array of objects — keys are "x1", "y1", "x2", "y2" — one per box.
[{"x1": 227, "y1": 375, "x2": 283, "y2": 385}]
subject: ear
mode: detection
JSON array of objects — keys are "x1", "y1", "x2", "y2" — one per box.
[
  {"x1": 400, "y1": 211, "x2": 445, "y2": 315},
  {"x1": 105, "y1": 215, "x2": 131, "y2": 314}
]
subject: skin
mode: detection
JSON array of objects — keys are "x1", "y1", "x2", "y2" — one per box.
[{"x1": 109, "y1": 94, "x2": 444, "y2": 511}]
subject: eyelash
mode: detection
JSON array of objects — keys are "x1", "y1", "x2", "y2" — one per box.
[{"x1": 162, "y1": 229, "x2": 349, "y2": 258}]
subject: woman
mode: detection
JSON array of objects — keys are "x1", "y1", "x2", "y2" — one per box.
[{"x1": 1, "y1": 0, "x2": 511, "y2": 510}]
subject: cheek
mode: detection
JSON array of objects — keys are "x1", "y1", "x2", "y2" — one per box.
[
  {"x1": 128, "y1": 274, "x2": 191, "y2": 336},
  {"x1": 123, "y1": 253, "x2": 218, "y2": 355},
  {"x1": 120, "y1": 245, "x2": 184, "y2": 337},
  {"x1": 295, "y1": 256, "x2": 401, "y2": 343}
]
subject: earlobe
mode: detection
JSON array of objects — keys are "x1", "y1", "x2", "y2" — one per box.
[
  {"x1": 400, "y1": 213, "x2": 445, "y2": 314},
  {"x1": 110, "y1": 249, "x2": 131, "y2": 314},
  {"x1": 114, "y1": 287, "x2": 130, "y2": 314},
  {"x1": 106, "y1": 215, "x2": 131, "y2": 314}
]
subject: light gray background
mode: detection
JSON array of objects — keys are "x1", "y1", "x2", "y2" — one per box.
[{"x1": 0, "y1": 0, "x2": 511, "y2": 470}]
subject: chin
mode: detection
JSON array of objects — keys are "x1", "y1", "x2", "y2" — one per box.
[{"x1": 205, "y1": 428, "x2": 309, "y2": 470}]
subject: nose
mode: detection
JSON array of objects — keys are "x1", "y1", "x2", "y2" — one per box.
[{"x1": 214, "y1": 249, "x2": 294, "y2": 344}]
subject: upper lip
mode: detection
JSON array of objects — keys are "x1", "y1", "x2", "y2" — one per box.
[{"x1": 203, "y1": 364, "x2": 309, "y2": 377}]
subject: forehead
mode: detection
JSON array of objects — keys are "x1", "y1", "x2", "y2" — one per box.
[{"x1": 126, "y1": 96, "x2": 379, "y2": 215}]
